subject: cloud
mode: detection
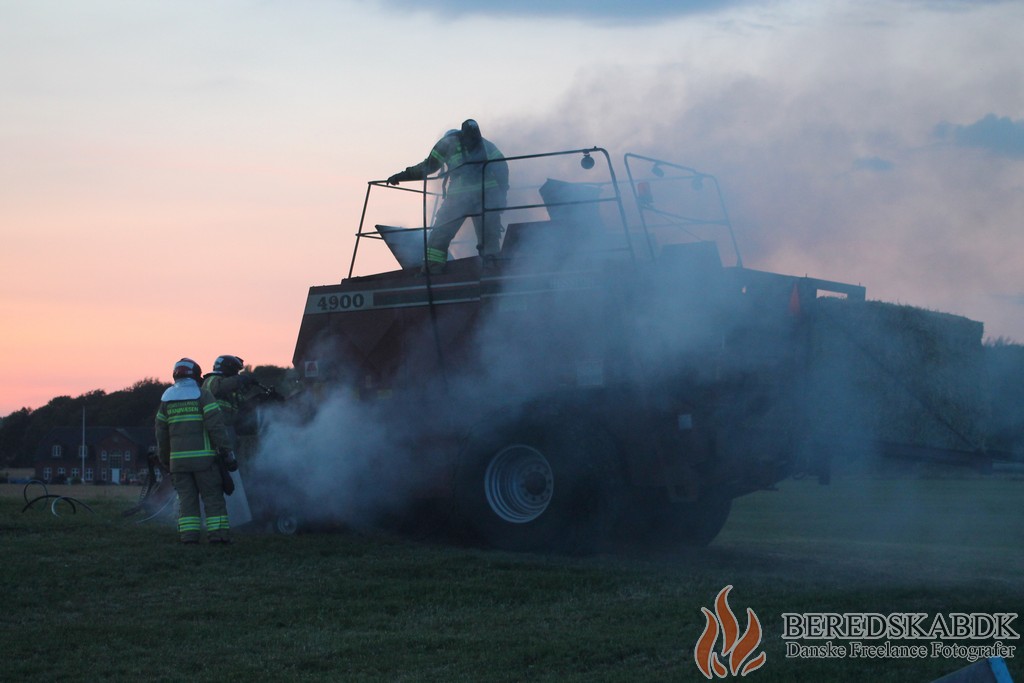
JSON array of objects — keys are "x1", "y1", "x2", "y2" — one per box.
[
  {"x1": 375, "y1": 0, "x2": 753, "y2": 23},
  {"x1": 995, "y1": 293, "x2": 1024, "y2": 306},
  {"x1": 852, "y1": 156, "x2": 895, "y2": 172},
  {"x1": 933, "y1": 114, "x2": 1024, "y2": 158},
  {"x1": 488, "y1": 2, "x2": 1024, "y2": 343}
]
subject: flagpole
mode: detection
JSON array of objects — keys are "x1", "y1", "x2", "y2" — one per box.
[{"x1": 81, "y1": 406, "x2": 86, "y2": 484}]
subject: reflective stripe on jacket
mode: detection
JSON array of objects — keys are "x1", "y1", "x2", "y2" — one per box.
[
  {"x1": 202, "y1": 373, "x2": 244, "y2": 427},
  {"x1": 155, "y1": 379, "x2": 230, "y2": 473},
  {"x1": 408, "y1": 132, "x2": 508, "y2": 197}
]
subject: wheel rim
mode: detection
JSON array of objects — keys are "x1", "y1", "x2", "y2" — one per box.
[
  {"x1": 275, "y1": 513, "x2": 300, "y2": 535},
  {"x1": 484, "y1": 444, "x2": 554, "y2": 524}
]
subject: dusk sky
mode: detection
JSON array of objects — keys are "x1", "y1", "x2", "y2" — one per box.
[{"x1": 2, "y1": 0, "x2": 1022, "y2": 415}]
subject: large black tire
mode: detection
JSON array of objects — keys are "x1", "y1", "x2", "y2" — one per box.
[
  {"x1": 668, "y1": 496, "x2": 732, "y2": 546},
  {"x1": 625, "y1": 492, "x2": 733, "y2": 549},
  {"x1": 453, "y1": 412, "x2": 624, "y2": 554}
]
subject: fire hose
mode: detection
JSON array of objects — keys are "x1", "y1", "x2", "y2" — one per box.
[
  {"x1": 20, "y1": 480, "x2": 95, "y2": 516},
  {"x1": 122, "y1": 456, "x2": 177, "y2": 524}
]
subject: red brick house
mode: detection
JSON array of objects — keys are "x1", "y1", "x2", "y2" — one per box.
[{"x1": 34, "y1": 427, "x2": 155, "y2": 484}]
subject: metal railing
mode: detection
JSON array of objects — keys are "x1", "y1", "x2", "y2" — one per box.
[
  {"x1": 624, "y1": 153, "x2": 743, "y2": 268},
  {"x1": 347, "y1": 147, "x2": 634, "y2": 278}
]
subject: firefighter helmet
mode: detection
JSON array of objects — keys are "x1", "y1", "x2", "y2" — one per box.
[
  {"x1": 213, "y1": 355, "x2": 244, "y2": 376},
  {"x1": 461, "y1": 119, "x2": 482, "y2": 150},
  {"x1": 172, "y1": 358, "x2": 202, "y2": 382}
]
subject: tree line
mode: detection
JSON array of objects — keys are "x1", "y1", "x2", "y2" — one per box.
[
  {"x1": 0, "y1": 366, "x2": 291, "y2": 468},
  {"x1": 2, "y1": 345, "x2": 1021, "y2": 470}
]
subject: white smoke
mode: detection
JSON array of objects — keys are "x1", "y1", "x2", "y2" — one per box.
[
  {"x1": 489, "y1": 2, "x2": 1024, "y2": 342},
  {"x1": 246, "y1": 133, "x2": 998, "y2": 544},
  {"x1": 249, "y1": 386, "x2": 443, "y2": 531}
]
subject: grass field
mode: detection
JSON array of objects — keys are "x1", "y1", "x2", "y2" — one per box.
[{"x1": 3, "y1": 473, "x2": 1021, "y2": 682}]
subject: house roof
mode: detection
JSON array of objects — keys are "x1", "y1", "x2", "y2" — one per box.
[{"x1": 36, "y1": 426, "x2": 156, "y2": 458}]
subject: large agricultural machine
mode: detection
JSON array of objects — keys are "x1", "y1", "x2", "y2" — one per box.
[{"x1": 283, "y1": 146, "x2": 989, "y2": 552}]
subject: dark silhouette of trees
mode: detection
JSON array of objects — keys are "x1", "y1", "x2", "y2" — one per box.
[{"x1": 1, "y1": 366, "x2": 293, "y2": 467}]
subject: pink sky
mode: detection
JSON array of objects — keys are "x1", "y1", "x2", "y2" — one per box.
[{"x1": 2, "y1": 1, "x2": 1022, "y2": 415}]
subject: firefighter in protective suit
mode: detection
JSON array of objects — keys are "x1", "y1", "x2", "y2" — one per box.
[
  {"x1": 202, "y1": 354, "x2": 257, "y2": 449},
  {"x1": 388, "y1": 119, "x2": 509, "y2": 273},
  {"x1": 155, "y1": 358, "x2": 234, "y2": 544}
]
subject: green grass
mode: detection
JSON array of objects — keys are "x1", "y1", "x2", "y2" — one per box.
[{"x1": 2, "y1": 474, "x2": 1022, "y2": 682}]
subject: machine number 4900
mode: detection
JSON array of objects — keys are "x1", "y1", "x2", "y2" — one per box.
[{"x1": 316, "y1": 293, "x2": 366, "y2": 311}]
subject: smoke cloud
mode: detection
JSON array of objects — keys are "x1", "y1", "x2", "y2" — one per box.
[
  {"x1": 248, "y1": 387, "x2": 448, "y2": 532},
  {"x1": 244, "y1": 0, "x2": 1022, "y2": 546},
  {"x1": 244, "y1": 134, "x2": 1000, "y2": 551},
  {"x1": 487, "y1": 2, "x2": 1024, "y2": 342}
]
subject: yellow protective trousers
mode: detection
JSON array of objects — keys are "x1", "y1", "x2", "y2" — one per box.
[{"x1": 172, "y1": 467, "x2": 229, "y2": 542}]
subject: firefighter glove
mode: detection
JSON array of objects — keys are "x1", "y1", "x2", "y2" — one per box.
[
  {"x1": 387, "y1": 168, "x2": 416, "y2": 185},
  {"x1": 219, "y1": 448, "x2": 239, "y2": 472}
]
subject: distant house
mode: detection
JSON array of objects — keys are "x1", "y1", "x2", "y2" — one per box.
[{"x1": 34, "y1": 427, "x2": 155, "y2": 485}]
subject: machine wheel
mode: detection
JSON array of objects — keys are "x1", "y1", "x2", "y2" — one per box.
[
  {"x1": 674, "y1": 496, "x2": 732, "y2": 546},
  {"x1": 454, "y1": 413, "x2": 624, "y2": 554},
  {"x1": 636, "y1": 493, "x2": 733, "y2": 548},
  {"x1": 273, "y1": 511, "x2": 302, "y2": 536}
]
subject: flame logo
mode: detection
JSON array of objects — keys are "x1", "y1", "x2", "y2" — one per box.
[{"x1": 694, "y1": 585, "x2": 767, "y2": 679}]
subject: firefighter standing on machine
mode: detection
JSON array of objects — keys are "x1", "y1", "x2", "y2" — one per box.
[
  {"x1": 155, "y1": 358, "x2": 235, "y2": 544},
  {"x1": 387, "y1": 119, "x2": 509, "y2": 274}
]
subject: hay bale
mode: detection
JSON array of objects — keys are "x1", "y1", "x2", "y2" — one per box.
[
  {"x1": 805, "y1": 298, "x2": 987, "y2": 453},
  {"x1": 984, "y1": 340, "x2": 1024, "y2": 457}
]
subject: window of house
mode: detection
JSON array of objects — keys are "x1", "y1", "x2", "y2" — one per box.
[
  {"x1": 71, "y1": 468, "x2": 79, "y2": 479},
  {"x1": 57, "y1": 467, "x2": 66, "y2": 477},
  {"x1": 43, "y1": 467, "x2": 52, "y2": 480},
  {"x1": 100, "y1": 468, "x2": 108, "y2": 481},
  {"x1": 125, "y1": 449, "x2": 132, "y2": 461},
  {"x1": 52, "y1": 445, "x2": 62, "y2": 459},
  {"x1": 85, "y1": 468, "x2": 93, "y2": 482},
  {"x1": 101, "y1": 450, "x2": 107, "y2": 461}
]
